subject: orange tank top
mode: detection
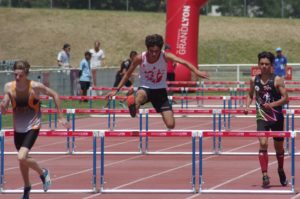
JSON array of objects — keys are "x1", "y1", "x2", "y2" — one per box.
[{"x1": 10, "y1": 81, "x2": 41, "y2": 132}]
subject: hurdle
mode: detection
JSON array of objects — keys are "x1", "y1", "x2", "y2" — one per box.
[
  {"x1": 0, "y1": 107, "x2": 144, "y2": 155},
  {"x1": 171, "y1": 95, "x2": 228, "y2": 109},
  {"x1": 71, "y1": 108, "x2": 144, "y2": 155},
  {"x1": 0, "y1": 129, "x2": 98, "y2": 193},
  {"x1": 199, "y1": 130, "x2": 296, "y2": 194},
  {"x1": 1, "y1": 108, "x2": 85, "y2": 155},
  {"x1": 91, "y1": 86, "x2": 232, "y2": 109},
  {"x1": 217, "y1": 109, "x2": 292, "y2": 155},
  {"x1": 142, "y1": 109, "x2": 219, "y2": 155},
  {"x1": 218, "y1": 109, "x2": 293, "y2": 156},
  {"x1": 100, "y1": 130, "x2": 197, "y2": 193}
]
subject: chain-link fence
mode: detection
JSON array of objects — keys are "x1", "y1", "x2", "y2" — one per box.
[{"x1": 1, "y1": 64, "x2": 300, "y2": 96}]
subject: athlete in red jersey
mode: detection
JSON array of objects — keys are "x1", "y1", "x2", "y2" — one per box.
[{"x1": 106, "y1": 34, "x2": 208, "y2": 129}]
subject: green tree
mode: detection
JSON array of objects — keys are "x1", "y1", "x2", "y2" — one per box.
[
  {"x1": 248, "y1": 0, "x2": 281, "y2": 18},
  {"x1": 207, "y1": 0, "x2": 245, "y2": 16},
  {"x1": 286, "y1": 0, "x2": 300, "y2": 18}
]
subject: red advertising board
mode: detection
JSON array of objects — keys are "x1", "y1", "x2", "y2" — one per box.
[{"x1": 165, "y1": 0, "x2": 207, "y2": 81}]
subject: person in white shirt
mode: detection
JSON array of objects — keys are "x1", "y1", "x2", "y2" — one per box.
[
  {"x1": 57, "y1": 43, "x2": 77, "y2": 95},
  {"x1": 57, "y1": 43, "x2": 71, "y2": 68},
  {"x1": 89, "y1": 41, "x2": 105, "y2": 87}
]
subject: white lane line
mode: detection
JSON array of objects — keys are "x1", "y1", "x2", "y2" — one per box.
[
  {"x1": 185, "y1": 156, "x2": 292, "y2": 199},
  {"x1": 82, "y1": 140, "x2": 260, "y2": 199},
  {"x1": 4, "y1": 115, "x2": 284, "y2": 199}
]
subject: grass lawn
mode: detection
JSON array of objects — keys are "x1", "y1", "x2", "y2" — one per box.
[{"x1": 0, "y1": 8, "x2": 300, "y2": 67}]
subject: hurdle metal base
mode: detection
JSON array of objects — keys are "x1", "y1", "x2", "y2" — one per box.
[
  {"x1": 1, "y1": 189, "x2": 98, "y2": 194},
  {"x1": 199, "y1": 189, "x2": 295, "y2": 194},
  {"x1": 101, "y1": 188, "x2": 196, "y2": 193}
]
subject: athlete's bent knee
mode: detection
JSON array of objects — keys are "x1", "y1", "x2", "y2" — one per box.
[
  {"x1": 166, "y1": 121, "x2": 175, "y2": 129},
  {"x1": 18, "y1": 155, "x2": 27, "y2": 164},
  {"x1": 17, "y1": 151, "x2": 28, "y2": 164}
]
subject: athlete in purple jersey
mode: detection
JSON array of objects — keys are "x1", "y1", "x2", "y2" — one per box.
[{"x1": 244, "y1": 51, "x2": 288, "y2": 187}]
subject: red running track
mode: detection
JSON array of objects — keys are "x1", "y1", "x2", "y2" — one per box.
[{"x1": 1, "y1": 114, "x2": 300, "y2": 199}]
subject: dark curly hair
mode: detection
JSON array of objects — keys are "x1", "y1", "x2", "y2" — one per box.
[
  {"x1": 13, "y1": 60, "x2": 30, "y2": 75},
  {"x1": 145, "y1": 34, "x2": 164, "y2": 49},
  {"x1": 257, "y1": 51, "x2": 275, "y2": 65}
]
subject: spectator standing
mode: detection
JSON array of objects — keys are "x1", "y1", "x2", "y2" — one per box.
[
  {"x1": 113, "y1": 51, "x2": 137, "y2": 88},
  {"x1": 274, "y1": 47, "x2": 288, "y2": 78},
  {"x1": 79, "y1": 51, "x2": 92, "y2": 102},
  {"x1": 57, "y1": 43, "x2": 77, "y2": 96},
  {"x1": 111, "y1": 51, "x2": 137, "y2": 107},
  {"x1": 165, "y1": 45, "x2": 176, "y2": 104},
  {"x1": 167, "y1": 61, "x2": 176, "y2": 82},
  {"x1": 166, "y1": 60, "x2": 177, "y2": 104},
  {"x1": 57, "y1": 43, "x2": 71, "y2": 68},
  {"x1": 89, "y1": 41, "x2": 105, "y2": 87}
]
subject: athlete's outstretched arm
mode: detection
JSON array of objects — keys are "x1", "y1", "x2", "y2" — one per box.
[
  {"x1": 165, "y1": 52, "x2": 209, "y2": 79},
  {"x1": 106, "y1": 55, "x2": 142, "y2": 98},
  {"x1": 35, "y1": 82, "x2": 70, "y2": 128},
  {"x1": 0, "y1": 83, "x2": 11, "y2": 114},
  {"x1": 244, "y1": 77, "x2": 255, "y2": 114}
]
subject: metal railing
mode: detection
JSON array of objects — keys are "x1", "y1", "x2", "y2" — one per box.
[{"x1": 0, "y1": 63, "x2": 299, "y2": 95}]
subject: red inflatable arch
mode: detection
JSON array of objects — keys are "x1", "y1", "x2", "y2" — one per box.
[{"x1": 165, "y1": 0, "x2": 207, "y2": 81}]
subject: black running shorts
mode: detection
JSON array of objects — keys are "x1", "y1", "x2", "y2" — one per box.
[
  {"x1": 80, "y1": 81, "x2": 91, "y2": 91},
  {"x1": 138, "y1": 87, "x2": 172, "y2": 113},
  {"x1": 14, "y1": 129, "x2": 40, "y2": 151},
  {"x1": 257, "y1": 117, "x2": 284, "y2": 141}
]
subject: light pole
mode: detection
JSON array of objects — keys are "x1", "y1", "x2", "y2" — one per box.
[
  {"x1": 244, "y1": 0, "x2": 247, "y2": 17},
  {"x1": 281, "y1": 0, "x2": 285, "y2": 18}
]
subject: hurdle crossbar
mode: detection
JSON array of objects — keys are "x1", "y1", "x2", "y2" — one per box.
[
  {"x1": 200, "y1": 190, "x2": 295, "y2": 194},
  {"x1": 100, "y1": 189, "x2": 195, "y2": 193},
  {"x1": 0, "y1": 129, "x2": 99, "y2": 193},
  {"x1": 0, "y1": 189, "x2": 98, "y2": 194},
  {"x1": 143, "y1": 129, "x2": 216, "y2": 155},
  {"x1": 218, "y1": 152, "x2": 291, "y2": 156},
  {"x1": 199, "y1": 131, "x2": 296, "y2": 194},
  {"x1": 217, "y1": 109, "x2": 294, "y2": 155},
  {"x1": 99, "y1": 130, "x2": 197, "y2": 193},
  {"x1": 144, "y1": 108, "x2": 218, "y2": 155},
  {"x1": 2, "y1": 129, "x2": 96, "y2": 155}
]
